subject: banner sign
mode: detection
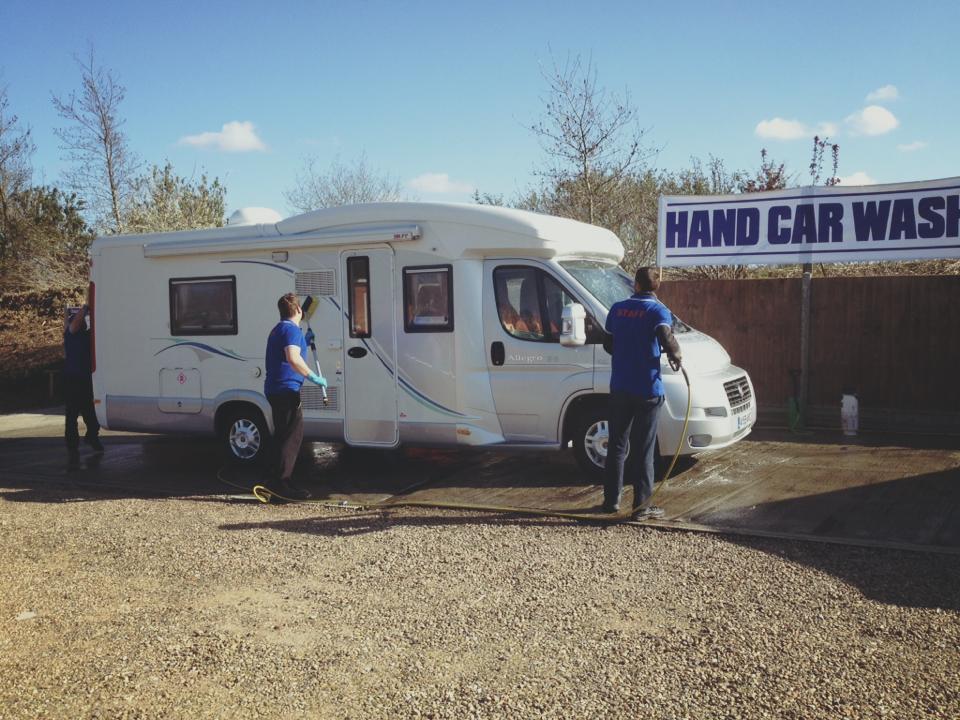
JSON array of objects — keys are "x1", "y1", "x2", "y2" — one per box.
[{"x1": 657, "y1": 177, "x2": 960, "y2": 267}]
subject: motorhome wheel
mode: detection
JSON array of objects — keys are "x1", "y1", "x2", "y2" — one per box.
[
  {"x1": 220, "y1": 406, "x2": 268, "y2": 464},
  {"x1": 571, "y1": 406, "x2": 623, "y2": 480},
  {"x1": 571, "y1": 406, "x2": 668, "y2": 481}
]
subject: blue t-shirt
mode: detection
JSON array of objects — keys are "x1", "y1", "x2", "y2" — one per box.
[
  {"x1": 605, "y1": 292, "x2": 673, "y2": 398},
  {"x1": 63, "y1": 327, "x2": 92, "y2": 377},
  {"x1": 265, "y1": 320, "x2": 308, "y2": 395}
]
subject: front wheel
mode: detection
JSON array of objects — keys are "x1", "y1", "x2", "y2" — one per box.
[
  {"x1": 571, "y1": 405, "x2": 622, "y2": 482},
  {"x1": 219, "y1": 406, "x2": 269, "y2": 465},
  {"x1": 570, "y1": 404, "x2": 664, "y2": 482}
]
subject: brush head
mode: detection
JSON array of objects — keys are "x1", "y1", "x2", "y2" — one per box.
[{"x1": 301, "y1": 295, "x2": 316, "y2": 320}]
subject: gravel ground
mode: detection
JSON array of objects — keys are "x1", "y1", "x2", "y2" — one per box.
[{"x1": 1, "y1": 486, "x2": 958, "y2": 719}]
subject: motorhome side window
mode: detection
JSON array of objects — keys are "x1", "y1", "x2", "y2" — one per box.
[
  {"x1": 493, "y1": 267, "x2": 576, "y2": 343},
  {"x1": 346, "y1": 257, "x2": 371, "y2": 338},
  {"x1": 169, "y1": 276, "x2": 237, "y2": 335},
  {"x1": 403, "y1": 265, "x2": 453, "y2": 332}
]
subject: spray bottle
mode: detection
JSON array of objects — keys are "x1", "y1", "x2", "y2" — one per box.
[{"x1": 841, "y1": 387, "x2": 858, "y2": 436}]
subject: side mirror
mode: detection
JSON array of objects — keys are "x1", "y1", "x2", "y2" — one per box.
[{"x1": 560, "y1": 304, "x2": 587, "y2": 347}]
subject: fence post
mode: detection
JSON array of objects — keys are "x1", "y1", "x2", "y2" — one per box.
[{"x1": 799, "y1": 263, "x2": 813, "y2": 427}]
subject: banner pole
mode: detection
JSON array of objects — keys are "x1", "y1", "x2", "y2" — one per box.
[{"x1": 799, "y1": 262, "x2": 813, "y2": 428}]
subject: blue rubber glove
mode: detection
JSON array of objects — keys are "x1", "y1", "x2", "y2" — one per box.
[
  {"x1": 307, "y1": 372, "x2": 327, "y2": 387},
  {"x1": 305, "y1": 328, "x2": 316, "y2": 346}
]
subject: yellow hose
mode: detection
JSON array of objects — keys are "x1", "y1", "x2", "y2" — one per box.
[
  {"x1": 649, "y1": 366, "x2": 692, "y2": 504},
  {"x1": 219, "y1": 369, "x2": 693, "y2": 523}
]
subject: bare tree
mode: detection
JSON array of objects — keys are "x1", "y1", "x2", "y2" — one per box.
[
  {"x1": 52, "y1": 48, "x2": 138, "y2": 234},
  {"x1": 0, "y1": 80, "x2": 35, "y2": 259},
  {"x1": 738, "y1": 148, "x2": 790, "y2": 193},
  {"x1": 809, "y1": 135, "x2": 840, "y2": 187},
  {"x1": 530, "y1": 53, "x2": 655, "y2": 226},
  {"x1": 283, "y1": 154, "x2": 404, "y2": 212}
]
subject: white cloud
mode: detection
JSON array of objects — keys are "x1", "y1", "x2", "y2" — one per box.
[
  {"x1": 755, "y1": 118, "x2": 838, "y2": 140},
  {"x1": 407, "y1": 172, "x2": 474, "y2": 194},
  {"x1": 845, "y1": 105, "x2": 899, "y2": 136},
  {"x1": 866, "y1": 84, "x2": 899, "y2": 103},
  {"x1": 837, "y1": 171, "x2": 877, "y2": 186},
  {"x1": 897, "y1": 140, "x2": 928, "y2": 152},
  {"x1": 817, "y1": 122, "x2": 839, "y2": 138},
  {"x1": 755, "y1": 118, "x2": 809, "y2": 140},
  {"x1": 179, "y1": 121, "x2": 267, "y2": 152}
]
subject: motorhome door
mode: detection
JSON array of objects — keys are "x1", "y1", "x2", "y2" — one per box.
[
  {"x1": 483, "y1": 261, "x2": 595, "y2": 442},
  {"x1": 340, "y1": 248, "x2": 399, "y2": 446}
]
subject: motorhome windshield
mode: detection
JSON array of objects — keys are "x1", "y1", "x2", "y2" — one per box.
[{"x1": 559, "y1": 260, "x2": 691, "y2": 334}]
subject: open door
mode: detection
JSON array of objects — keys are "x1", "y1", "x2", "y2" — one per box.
[{"x1": 340, "y1": 248, "x2": 399, "y2": 446}]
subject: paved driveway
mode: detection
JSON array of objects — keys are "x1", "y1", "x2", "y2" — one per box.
[{"x1": 2, "y1": 411, "x2": 958, "y2": 553}]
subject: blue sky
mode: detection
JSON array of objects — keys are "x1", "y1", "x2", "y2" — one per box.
[{"x1": 2, "y1": 0, "x2": 958, "y2": 218}]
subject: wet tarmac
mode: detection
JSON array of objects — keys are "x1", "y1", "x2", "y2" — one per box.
[{"x1": 2, "y1": 410, "x2": 958, "y2": 553}]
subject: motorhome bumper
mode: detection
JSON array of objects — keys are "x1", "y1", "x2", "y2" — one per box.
[{"x1": 660, "y1": 410, "x2": 756, "y2": 455}]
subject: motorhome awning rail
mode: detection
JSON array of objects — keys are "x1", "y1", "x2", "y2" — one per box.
[{"x1": 142, "y1": 223, "x2": 422, "y2": 258}]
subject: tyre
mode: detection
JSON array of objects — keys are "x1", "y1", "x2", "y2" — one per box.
[
  {"x1": 571, "y1": 404, "x2": 621, "y2": 481},
  {"x1": 571, "y1": 404, "x2": 664, "y2": 482},
  {"x1": 219, "y1": 405, "x2": 269, "y2": 465}
]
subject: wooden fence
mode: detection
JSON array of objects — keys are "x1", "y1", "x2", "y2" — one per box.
[{"x1": 661, "y1": 275, "x2": 960, "y2": 433}]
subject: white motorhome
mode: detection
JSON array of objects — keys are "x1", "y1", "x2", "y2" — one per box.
[{"x1": 89, "y1": 202, "x2": 755, "y2": 478}]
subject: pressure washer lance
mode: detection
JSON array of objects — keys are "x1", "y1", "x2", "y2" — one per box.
[{"x1": 300, "y1": 295, "x2": 328, "y2": 406}]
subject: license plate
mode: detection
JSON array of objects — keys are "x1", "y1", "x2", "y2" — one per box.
[{"x1": 736, "y1": 412, "x2": 752, "y2": 430}]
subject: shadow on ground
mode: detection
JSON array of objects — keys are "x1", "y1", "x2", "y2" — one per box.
[
  {"x1": 728, "y1": 533, "x2": 960, "y2": 612},
  {"x1": 4, "y1": 428, "x2": 959, "y2": 611}
]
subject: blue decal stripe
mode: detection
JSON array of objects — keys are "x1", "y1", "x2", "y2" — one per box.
[
  {"x1": 221, "y1": 260, "x2": 294, "y2": 273},
  {"x1": 325, "y1": 297, "x2": 467, "y2": 417},
  {"x1": 666, "y1": 183, "x2": 960, "y2": 208},
  {"x1": 154, "y1": 342, "x2": 246, "y2": 360},
  {"x1": 398, "y1": 377, "x2": 466, "y2": 417}
]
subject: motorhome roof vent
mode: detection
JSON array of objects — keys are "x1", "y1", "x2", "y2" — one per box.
[
  {"x1": 296, "y1": 270, "x2": 337, "y2": 296},
  {"x1": 227, "y1": 207, "x2": 283, "y2": 226}
]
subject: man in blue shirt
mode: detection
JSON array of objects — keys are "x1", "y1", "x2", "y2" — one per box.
[
  {"x1": 603, "y1": 267, "x2": 682, "y2": 518},
  {"x1": 64, "y1": 304, "x2": 102, "y2": 469},
  {"x1": 264, "y1": 293, "x2": 327, "y2": 501}
]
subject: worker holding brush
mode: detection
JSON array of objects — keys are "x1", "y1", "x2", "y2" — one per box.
[{"x1": 263, "y1": 292, "x2": 328, "y2": 501}]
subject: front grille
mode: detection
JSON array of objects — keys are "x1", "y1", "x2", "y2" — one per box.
[
  {"x1": 302, "y1": 384, "x2": 338, "y2": 412},
  {"x1": 724, "y1": 376, "x2": 752, "y2": 411}
]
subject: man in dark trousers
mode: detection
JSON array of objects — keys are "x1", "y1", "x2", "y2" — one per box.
[
  {"x1": 264, "y1": 293, "x2": 327, "y2": 501},
  {"x1": 603, "y1": 267, "x2": 682, "y2": 518},
  {"x1": 64, "y1": 304, "x2": 103, "y2": 469}
]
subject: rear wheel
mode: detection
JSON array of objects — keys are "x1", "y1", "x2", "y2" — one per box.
[{"x1": 219, "y1": 405, "x2": 269, "y2": 465}]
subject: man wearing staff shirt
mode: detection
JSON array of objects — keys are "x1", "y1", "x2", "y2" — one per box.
[{"x1": 602, "y1": 267, "x2": 682, "y2": 519}]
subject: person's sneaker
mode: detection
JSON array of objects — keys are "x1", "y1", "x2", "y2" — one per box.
[
  {"x1": 601, "y1": 502, "x2": 620, "y2": 514},
  {"x1": 633, "y1": 505, "x2": 665, "y2": 520},
  {"x1": 85, "y1": 435, "x2": 104, "y2": 453}
]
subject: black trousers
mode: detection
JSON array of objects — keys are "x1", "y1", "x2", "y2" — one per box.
[
  {"x1": 604, "y1": 393, "x2": 664, "y2": 509},
  {"x1": 267, "y1": 391, "x2": 303, "y2": 483},
  {"x1": 64, "y1": 374, "x2": 99, "y2": 451}
]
